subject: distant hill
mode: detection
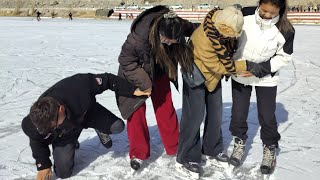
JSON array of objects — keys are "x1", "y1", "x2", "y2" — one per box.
[
  {"x1": 0, "y1": 0, "x2": 318, "y2": 18},
  {"x1": 0, "y1": 0, "x2": 318, "y2": 9}
]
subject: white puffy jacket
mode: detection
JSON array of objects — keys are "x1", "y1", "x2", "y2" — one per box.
[{"x1": 232, "y1": 8, "x2": 295, "y2": 87}]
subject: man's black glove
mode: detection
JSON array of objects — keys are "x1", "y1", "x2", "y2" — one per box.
[{"x1": 246, "y1": 60, "x2": 271, "y2": 78}]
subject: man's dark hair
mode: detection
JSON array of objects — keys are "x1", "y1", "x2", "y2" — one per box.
[{"x1": 29, "y1": 96, "x2": 60, "y2": 134}]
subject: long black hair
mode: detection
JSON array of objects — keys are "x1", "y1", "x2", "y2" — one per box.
[
  {"x1": 259, "y1": 0, "x2": 294, "y2": 32},
  {"x1": 149, "y1": 12, "x2": 193, "y2": 80}
]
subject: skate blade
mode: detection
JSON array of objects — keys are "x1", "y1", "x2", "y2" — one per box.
[{"x1": 175, "y1": 163, "x2": 200, "y2": 179}]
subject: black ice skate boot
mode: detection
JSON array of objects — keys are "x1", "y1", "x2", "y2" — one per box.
[{"x1": 95, "y1": 130, "x2": 112, "y2": 149}]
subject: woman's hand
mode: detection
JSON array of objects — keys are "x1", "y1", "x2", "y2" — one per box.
[
  {"x1": 239, "y1": 71, "x2": 254, "y2": 77},
  {"x1": 133, "y1": 88, "x2": 152, "y2": 97}
]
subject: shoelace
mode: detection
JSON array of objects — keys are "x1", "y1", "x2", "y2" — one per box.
[
  {"x1": 261, "y1": 146, "x2": 276, "y2": 166},
  {"x1": 97, "y1": 131, "x2": 111, "y2": 144},
  {"x1": 232, "y1": 140, "x2": 245, "y2": 160}
]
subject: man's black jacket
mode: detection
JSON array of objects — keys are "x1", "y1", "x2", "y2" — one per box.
[{"x1": 21, "y1": 73, "x2": 136, "y2": 170}]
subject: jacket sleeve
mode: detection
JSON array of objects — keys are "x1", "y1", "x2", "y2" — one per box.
[
  {"x1": 118, "y1": 34, "x2": 152, "y2": 91},
  {"x1": 270, "y1": 29, "x2": 295, "y2": 72},
  {"x1": 201, "y1": 54, "x2": 246, "y2": 75},
  {"x1": 90, "y1": 73, "x2": 137, "y2": 97},
  {"x1": 182, "y1": 20, "x2": 201, "y2": 37},
  {"x1": 21, "y1": 116, "x2": 52, "y2": 171},
  {"x1": 30, "y1": 139, "x2": 52, "y2": 171}
]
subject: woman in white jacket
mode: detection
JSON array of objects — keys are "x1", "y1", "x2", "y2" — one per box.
[{"x1": 229, "y1": 0, "x2": 295, "y2": 174}]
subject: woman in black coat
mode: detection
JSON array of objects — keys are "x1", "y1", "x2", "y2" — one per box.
[{"x1": 116, "y1": 5, "x2": 199, "y2": 170}]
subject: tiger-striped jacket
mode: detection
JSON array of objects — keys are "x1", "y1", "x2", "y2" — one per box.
[{"x1": 191, "y1": 23, "x2": 246, "y2": 92}]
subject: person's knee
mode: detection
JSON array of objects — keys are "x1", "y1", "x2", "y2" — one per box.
[
  {"x1": 110, "y1": 119, "x2": 125, "y2": 134},
  {"x1": 54, "y1": 165, "x2": 73, "y2": 179},
  {"x1": 54, "y1": 152, "x2": 74, "y2": 178}
]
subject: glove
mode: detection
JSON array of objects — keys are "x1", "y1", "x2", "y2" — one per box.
[{"x1": 246, "y1": 60, "x2": 271, "y2": 78}]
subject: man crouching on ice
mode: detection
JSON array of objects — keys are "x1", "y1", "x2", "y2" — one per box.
[{"x1": 21, "y1": 73, "x2": 151, "y2": 179}]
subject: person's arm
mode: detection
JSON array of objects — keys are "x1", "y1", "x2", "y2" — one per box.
[
  {"x1": 118, "y1": 34, "x2": 152, "y2": 91},
  {"x1": 200, "y1": 53, "x2": 246, "y2": 76},
  {"x1": 90, "y1": 73, "x2": 150, "y2": 97},
  {"x1": 21, "y1": 116, "x2": 53, "y2": 175},
  {"x1": 182, "y1": 19, "x2": 200, "y2": 37},
  {"x1": 270, "y1": 29, "x2": 295, "y2": 72},
  {"x1": 246, "y1": 29, "x2": 295, "y2": 78}
]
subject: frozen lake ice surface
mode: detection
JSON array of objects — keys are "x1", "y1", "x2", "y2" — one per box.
[{"x1": 0, "y1": 17, "x2": 319, "y2": 180}]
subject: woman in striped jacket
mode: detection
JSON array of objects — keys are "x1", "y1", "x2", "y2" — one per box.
[{"x1": 176, "y1": 6, "x2": 246, "y2": 176}]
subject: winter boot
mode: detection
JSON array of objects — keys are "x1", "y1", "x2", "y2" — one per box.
[
  {"x1": 175, "y1": 162, "x2": 201, "y2": 179},
  {"x1": 260, "y1": 144, "x2": 277, "y2": 174},
  {"x1": 95, "y1": 130, "x2": 112, "y2": 149},
  {"x1": 130, "y1": 157, "x2": 143, "y2": 170},
  {"x1": 229, "y1": 137, "x2": 246, "y2": 167},
  {"x1": 215, "y1": 152, "x2": 229, "y2": 162},
  {"x1": 202, "y1": 152, "x2": 229, "y2": 163},
  {"x1": 182, "y1": 162, "x2": 201, "y2": 174}
]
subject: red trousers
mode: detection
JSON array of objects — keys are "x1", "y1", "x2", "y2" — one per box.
[{"x1": 127, "y1": 75, "x2": 179, "y2": 160}]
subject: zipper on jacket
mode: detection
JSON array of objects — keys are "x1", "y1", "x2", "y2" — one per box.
[{"x1": 133, "y1": 99, "x2": 144, "y2": 108}]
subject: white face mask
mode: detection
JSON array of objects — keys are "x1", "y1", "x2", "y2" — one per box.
[
  {"x1": 255, "y1": 8, "x2": 280, "y2": 29},
  {"x1": 261, "y1": 18, "x2": 273, "y2": 26}
]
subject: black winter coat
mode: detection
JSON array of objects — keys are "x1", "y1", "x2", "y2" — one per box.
[
  {"x1": 22, "y1": 73, "x2": 136, "y2": 170},
  {"x1": 116, "y1": 6, "x2": 199, "y2": 119}
]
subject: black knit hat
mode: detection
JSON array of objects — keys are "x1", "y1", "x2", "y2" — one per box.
[{"x1": 158, "y1": 11, "x2": 183, "y2": 40}]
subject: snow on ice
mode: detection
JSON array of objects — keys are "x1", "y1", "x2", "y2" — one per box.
[{"x1": 0, "y1": 17, "x2": 319, "y2": 180}]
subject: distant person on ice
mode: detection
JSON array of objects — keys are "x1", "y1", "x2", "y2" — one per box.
[
  {"x1": 118, "y1": 13, "x2": 122, "y2": 21},
  {"x1": 21, "y1": 73, "x2": 150, "y2": 179},
  {"x1": 69, "y1": 12, "x2": 73, "y2": 20},
  {"x1": 36, "y1": 11, "x2": 41, "y2": 21}
]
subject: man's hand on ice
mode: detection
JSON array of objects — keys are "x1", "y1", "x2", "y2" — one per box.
[{"x1": 36, "y1": 168, "x2": 52, "y2": 180}]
